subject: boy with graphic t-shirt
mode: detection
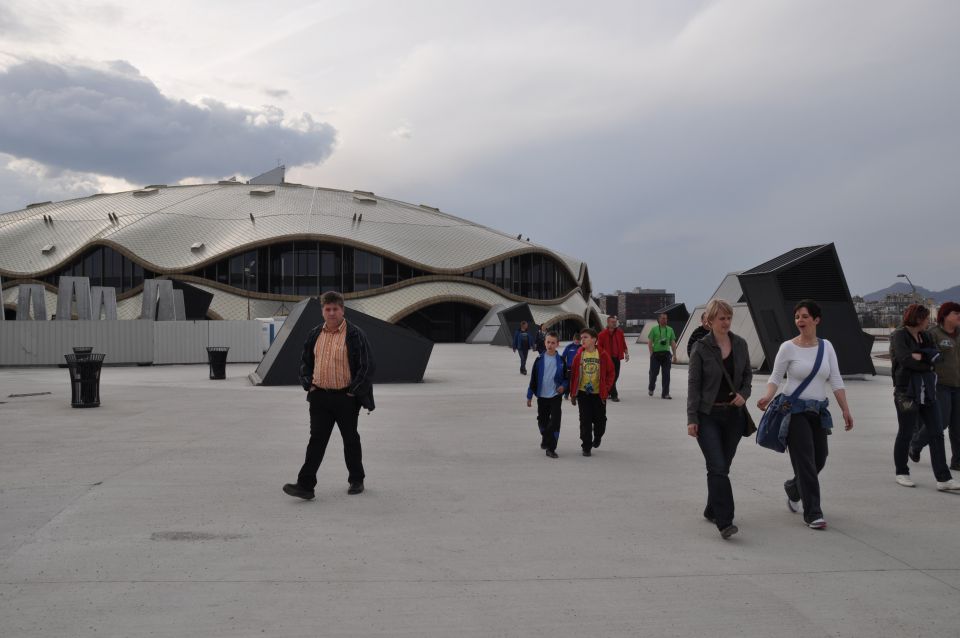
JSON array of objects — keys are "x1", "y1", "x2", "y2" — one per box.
[
  {"x1": 526, "y1": 332, "x2": 568, "y2": 458},
  {"x1": 569, "y1": 328, "x2": 615, "y2": 456}
]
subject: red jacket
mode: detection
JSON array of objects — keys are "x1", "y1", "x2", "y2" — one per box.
[
  {"x1": 597, "y1": 328, "x2": 628, "y2": 360},
  {"x1": 569, "y1": 348, "x2": 616, "y2": 401}
]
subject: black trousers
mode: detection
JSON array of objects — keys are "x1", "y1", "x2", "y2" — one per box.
[
  {"x1": 785, "y1": 413, "x2": 828, "y2": 523},
  {"x1": 577, "y1": 393, "x2": 606, "y2": 451},
  {"x1": 297, "y1": 390, "x2": 365, "y2": 488},
  {"x1": 697, "y1": 408, "x2": 743, "y2": 530},
  {"x1": 518, "y1": 349, "x2": 529, "y2": 372},
  {"x1": 610, "y1": 358, "x2": 621, "y2": 399},
  {"x1": 536, "y1": 395, "x2": 563, "y2": 450},
  {"x1": 895, "y1": 399, "x2": 950, "y2": 481},
  {"x1": 648, "y1": 352, "x2": 672, "y2": 396},
  {"x1": 910, "y1": 386, "x2": 960, "y2": 468}
]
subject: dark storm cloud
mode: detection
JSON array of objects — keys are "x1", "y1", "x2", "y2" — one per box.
[{"x1": 0, "y1": 59, "x2": 336, "y2": 184}]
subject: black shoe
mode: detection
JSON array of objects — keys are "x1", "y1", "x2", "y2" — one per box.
[
  {"x1": 347, "y1": 481, "x2": 364, "y2": 495},
  {"x1": 662, "y1": 395, "x2": 672, "y2": 400},
  {"x1": 648, "y1": 390, "x2": 654, "y2": 396},
  {"x1": 610, "y1": 396, "x2": 620, "y2": 402},
  {"x1": 582, "y1": 449, "x2": 592, "y2": 457},
  {"x1": 951, "y1": 462, "x2": 960, "y2": 472},
  {"x1": 592, "y1": 438, "x2": 601, "y2": 449},
  {"x1": 720, "y1": 524, "x2": 739, "y2": 539},
  {"x1": 283, "y1": 483, "x2": 315, "y2": 500},
  {"x1": 909, "y1": 447, "x2": 921, "y2": 463},
  {"x1": 703, "y1": 510, "x2": 716, "y2": 524},
  {"x1": 520, "y1": 370, "x2": 527, "y2": 375},
  {"x1": 540, "y1": 443, "x2": 547, "y2": 450},
  {"x1": 546, "y1": 449, "x2": 558, "y2": 458}
]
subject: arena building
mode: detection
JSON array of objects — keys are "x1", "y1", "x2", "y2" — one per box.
[{"x1": 0, "y1": 176, "x2": 602, "y2": 342}]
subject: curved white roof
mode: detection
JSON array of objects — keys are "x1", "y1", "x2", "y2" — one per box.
[{"x1": 0, "y1": 183, "x2": 585, "y2": 281}]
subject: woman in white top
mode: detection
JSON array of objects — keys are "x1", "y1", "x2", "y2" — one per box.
[{"x1": 757, "y1": 300, "x2": 854, "y2": 530}]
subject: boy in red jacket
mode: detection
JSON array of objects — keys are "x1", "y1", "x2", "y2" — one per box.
[
  {"x1": 569, "y1": 328, "x2": 615, "y2": 456},
  {"x1": 597, "y1": 315, "x2": 629, "y2": 402}
]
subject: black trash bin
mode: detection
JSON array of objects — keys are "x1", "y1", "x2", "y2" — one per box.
[
  {"x1": 206, "y1": 347, "x2": 229, "y2": 380},
  {"x1": 65, "y1": 353, "x2": 105, "y2": 408},
  {"x1": 73, "y1": 346, "x2": 94, "y2": 360}
]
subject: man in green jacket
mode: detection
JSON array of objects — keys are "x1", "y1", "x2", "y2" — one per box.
[{"x1": 911, "y1": 302, "x2": 960, "y2": 470}]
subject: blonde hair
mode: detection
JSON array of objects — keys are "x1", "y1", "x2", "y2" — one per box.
[{"x1": 705, "y1": 299, "x2": 734, "y2": 323}]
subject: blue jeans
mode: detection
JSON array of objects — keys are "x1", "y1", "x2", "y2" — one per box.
[
  {"x1": 696, "y1": 408, "x2": 743, "y2": 530},
  {"x1": 649, "y1": 352, "x2": 672, "y2": 396},
  {"x1": 517, "y1": 349, "x2": 529, "y2": 372},
  {"x1": 914, "y1": 386, "x2": 960, "y2": 468}
]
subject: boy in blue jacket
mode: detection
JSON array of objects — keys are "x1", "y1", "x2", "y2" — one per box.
[{"x1": 526, "y1": 331, "x2": 568, "y2": 458}]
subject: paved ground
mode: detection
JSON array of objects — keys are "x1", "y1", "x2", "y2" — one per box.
[{"x1": 1, "y1": 344, "x2": 958, "y2": 637}]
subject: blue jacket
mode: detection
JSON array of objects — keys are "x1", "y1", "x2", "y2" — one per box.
[
  {"x1": 513, "y1": 328, "x2": 533, "y2": 351},
  {"x1": 527, "y1": 352, "x2": 568, "y2": 400},
  {"x1": 562, "y1": 342, "x2": 580, "y2": 370}
]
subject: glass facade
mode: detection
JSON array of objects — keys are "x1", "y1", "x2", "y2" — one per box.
[
  {"x1": 40, "y1": 245, "x2": 153, "y2": 292},
  {"x1": 39, "y1": 241, "x2": 578, "y2": 300}
]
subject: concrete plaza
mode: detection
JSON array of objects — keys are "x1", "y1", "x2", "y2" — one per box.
[{"x1": 1, "y1": 344, "x2": 958, "y2": 637}]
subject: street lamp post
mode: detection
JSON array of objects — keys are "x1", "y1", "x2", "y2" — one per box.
[
  {"x1": 896, "y1": 273, "x2": 919, "y2": 302},
  {"x1": 244, "y1": 260, "x2": 256, "y2": 320}
]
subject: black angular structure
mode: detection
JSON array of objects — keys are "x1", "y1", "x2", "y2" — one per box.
[
  {"x1": 654, "y1": 302, "x2": 690, "y2": 338},
  {"x1": 737, "y1": 244, "x2": 875, "y2": 375},
  {"x1": 493, "y1": 302, "x2": 536, "y2": 347},
  {"x1": 170, "y1": 280, "x2": 214, "y2": 320},
  {"x1": 249, "y1": 298, "x2": 434, "y2": 386}
]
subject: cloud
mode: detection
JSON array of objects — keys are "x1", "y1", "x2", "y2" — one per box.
[
  {"x1": 390, "y1": 123, "x2": 413, "y2": 140},
  {"x1": 0, "y1": 152, "x2": 135, "y2": 214},
  {"x1": 263, "y1": 88, "x2": 290, "y2": 99},
  {"x1": 0, "y1": 58, "x2": 337, "y2": 185}
]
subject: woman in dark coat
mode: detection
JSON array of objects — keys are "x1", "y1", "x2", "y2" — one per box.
[{"x1": 687, "y1": 299, "x2": 753, "y2": 540}]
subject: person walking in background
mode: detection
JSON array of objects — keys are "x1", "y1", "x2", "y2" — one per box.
[
  {"x1": 513, "y1": 320, "x2": 533, "y2": 375},
  {"x1": 909, "y1": 302, "x2": 960, "y2": 470},
  {"x1": 648, "y1": 313, "x2": 677, "y2": 399},
  {"x1": 535, "y1": 323, "x2": 548, "y2": 355},
  {"x1": 283, "y1": 290, "x2": 375, "y2": 500},
  {"x1": 598, "y1": 315, "x2": 629, "y2": 402},
  {"x1": 687, "y1": 300, "x2": 753, "y2": 540},
  {"x1": 687, "y1": 312, "x2": 710, "y2": 357},
  {"x1": 569, "y1": 328, "x2": 615, "y2": 457},
  {"x1": 526, "y1": 332, "x2": 568, "y2": 458},
  {"x1": 890, "y1": 304, "x2": 960, "y2": 491},
  {"x1": 562, "y1": 332, "x2": 582, "y2": 399},
  {"x1": 756, "y1": 300, "x2": 854, "y2": 530}
]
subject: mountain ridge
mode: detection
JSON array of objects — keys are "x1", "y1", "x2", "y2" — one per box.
[{"x1": 862, "y1": 282, "x2": 960, "y2": 303}]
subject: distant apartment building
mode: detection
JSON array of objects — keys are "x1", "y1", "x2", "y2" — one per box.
[
  {"x1": 854, "y1": 293, "x2": 936, "y2": 328},
  {"x1": 595, "y1": 288, "x2": 676, "y2": 326}
]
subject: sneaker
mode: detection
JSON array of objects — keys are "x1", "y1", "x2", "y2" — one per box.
[
  {"x1": 807, "y1": 518, "x2": 827, "y2": 530},
  {"x1": 648, "y1": 390, "x2": 654, "y2": 397},
  {"x1": 592, "y1": 438, "x2": 602, "y2": 449},
  {"x1": 662, "y1": 395, "x2": 672, "y2": 400},
  {"x1": 786, "y1": 497, "x2": 801, "y2": 513},
  {"x1": 282, "y1": 483, "x2": 315, "y2": 500},
  {"x1": 582, "y1": 449, "x2": 592, "y2": 457},
  {"x1": 610, "y1": 396, "x2": 620, "y2": 402},
  {"x1": 347, "y1": 481, "x2": 364, "y2": 495},
  {"x1": 545, "y1": 449, "x2": 558, "y2": 459},
  {"x1": 909, "y1": 447, "x2": 921, "y2": 463},
  {"x1": 895, "y1": 474, "x2": 916, "y2": 488},
  {"x1": 936, "y1": 478, "x2": 960, "y2": 492},
  {"x1": 720, "y1": 524, "x2": 739, "y2": 539},
  {"x1": 703, "y1": 510, "x2": 716, "y2": 524}
]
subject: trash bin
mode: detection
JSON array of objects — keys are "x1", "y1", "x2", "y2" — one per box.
[
  {"x1": 65, "y1": 353, "x2": 105, "y2": 408},
  {"x1": 206, "y1": 347, "x2": 229, "y2": 380}
]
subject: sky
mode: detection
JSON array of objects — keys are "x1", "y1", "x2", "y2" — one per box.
[{"x1": 1, "y1": 0, "x2": 957, "y2": 305}]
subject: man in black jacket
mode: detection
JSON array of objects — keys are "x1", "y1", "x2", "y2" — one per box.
[{"x1": 283, "y1": 291, "x2": 376, "y2": 500}]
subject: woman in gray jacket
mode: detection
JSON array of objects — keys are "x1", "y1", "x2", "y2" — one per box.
[{"x1": 687, "y1": 299, "x2": 753, "y2": 539}]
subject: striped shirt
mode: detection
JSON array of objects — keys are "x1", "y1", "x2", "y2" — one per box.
[{"x1": 312, "y1": 320, "x2": 352, "y2": 389}]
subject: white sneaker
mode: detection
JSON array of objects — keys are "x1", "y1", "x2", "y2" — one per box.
[
  {"x1": 807, "y1": 518, "x2": 827, "y2": 530},
  {"x1": 936, "y1": 478, "x2": 960, "y2": 492},
  {"x1": 786, "y1": 497, "x2": 801, "y2": 513},
  {"x1": 895, "y1": 475, "x2": 916, "y2": 488}
]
